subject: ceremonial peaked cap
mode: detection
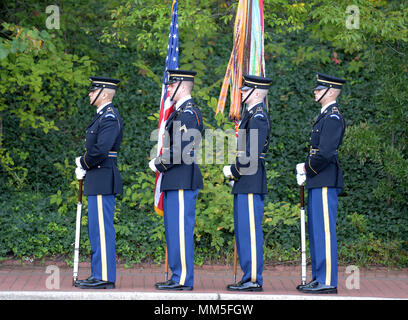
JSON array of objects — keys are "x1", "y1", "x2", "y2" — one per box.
[
  {"x1": 314, "y1": 72, "x2": 345, "y2": 90},
  {"x1": 89, "y1": 77, "x2": 120, "y2": 91},
  {"x1": 241, "y1": 74, "x2": 273, "y2": 91},
  {"x1": 166, "y1": 69, "x2": 197, "y2": 85}
]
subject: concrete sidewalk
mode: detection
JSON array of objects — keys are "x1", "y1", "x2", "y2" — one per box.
[{"x1": 0, "y1": 261, "x2": 407, "y2": 300}]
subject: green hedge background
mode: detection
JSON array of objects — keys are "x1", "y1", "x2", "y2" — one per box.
[{"x1": 0, "y1": 0, "x2": 407, "y2": 268}]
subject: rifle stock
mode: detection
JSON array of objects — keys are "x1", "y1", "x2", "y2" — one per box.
[
  {"x1": 300, "y1": 185, "x2": 307, "y2": 285},
  {"x1": 72, "y1": 179, "x2": 83, "y2": 286}
]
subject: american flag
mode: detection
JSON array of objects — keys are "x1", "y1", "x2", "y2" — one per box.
[{"x1": 154, "y1": 0, "x2": 179, "y2": 216}]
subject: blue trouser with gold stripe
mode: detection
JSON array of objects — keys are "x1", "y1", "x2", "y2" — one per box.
[
  {"x1": 234, "y1": 193, "x2": 265, "y2": 286},
  {"x1": 163, "y1": 189, "x2": 199, "y2": 287},
  {"x1": 88, "y1": 194, "x2": 116, "y2": 283},
  {"x1": 307, "y1": 187, "x2": 341, "y2": 287}
]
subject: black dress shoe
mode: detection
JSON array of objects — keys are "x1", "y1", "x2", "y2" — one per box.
[
  {"x1": 74, "y1": 276, "x2": 96, "y2": 287},
  {"x1": 155, "y1": 279, "x2": 172, "y2": 288},
  {"x1": 227, "y1": 281, "x2": 263, "y2": 292},
  {"x1": 79, "y1": 278, "x2": 115, "y2": 289},
  {"x1": 296, "y1": 279, "x2": 317, "y2": 291},
  {"x1": 300, "y1": 281, "x2": 337, "y2": 294},
  {"x1": 155, "y1": 280, "x2": 193, "y2": 291}
]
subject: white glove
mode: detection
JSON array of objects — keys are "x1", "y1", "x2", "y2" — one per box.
[
  {"x1": 296, "y1": 162, "x2": 306, "y2": 185},
  {"x1": 223, "y1": 165, "x2": 232, "y2": 179},
  {"x1": 296, "y1": 173, "x2": 306, "y2": 186},
  {"x1": 149, "y1": 158, "x2": 158, "y2": 173},
  {"x1": 75, "y1": 157, "x2": 83, "y2": 169},
  {"x1": 296, "y1": 163, "x2": 305, "y2": 175},
  {"x1": 75, "y1": 167, "x2": 86, "y2": 180}
]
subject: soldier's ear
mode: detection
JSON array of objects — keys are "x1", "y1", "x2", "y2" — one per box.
[{"x1": 102, "y1": 91, "x2": 110, "y2": 100}]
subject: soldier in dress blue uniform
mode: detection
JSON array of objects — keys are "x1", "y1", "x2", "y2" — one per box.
[
  {"x1": 74, "y1": 76, "x2": 123, "y2": 289},
  {"x1": 223, "y1": 74, "x2": 272, "y2": 292},
  {"x1": 149, "y1": 69, "x2": 203, "y2": 290},
  {"x1": 296, "y1": 72, "x2": 346, "y2": 294}
]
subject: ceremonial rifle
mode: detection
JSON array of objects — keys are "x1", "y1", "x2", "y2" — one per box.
[
  {"x1": 72, "y1": 179, "x2": 83, "y2": 286},
  {"x1": 299, "y1": 185, "x2": 307, "y2": 286}
]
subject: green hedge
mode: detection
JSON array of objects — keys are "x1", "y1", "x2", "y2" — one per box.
[{"x1": 0, "y1": 0, "x2": 407, "y2": 268}]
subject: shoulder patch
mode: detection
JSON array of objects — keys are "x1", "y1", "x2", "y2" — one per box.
[
  {"x1": 254, "y1": 114, "x2": 264, "y2": 119},
  {"x1": 184, "y1": 109, "x2": 194, "y2": 115},
  {"x1": 329, "y1": 114, "x2": 340, "y2": 120},
  {"x1": 105, "y1": 113, "x2": 116, "y2": 119}
]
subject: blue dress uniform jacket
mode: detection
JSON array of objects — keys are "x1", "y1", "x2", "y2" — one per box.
[
  {"x1": 80, "y1": 103, "x2": 123, "y2": 196},
  {"x1": 154, "y1": 99, "x2": 204, "y2": 191},
  {"x1": 305, "y1": 103, "x2": 345, "y2": 190},
  {"x1": 231, "y1": 103, "x2": 271, "y2": 194}
]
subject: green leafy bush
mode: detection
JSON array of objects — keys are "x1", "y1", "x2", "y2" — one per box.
[{"x1": 0, "y1": 0, "x2": 407, "y2": 268}]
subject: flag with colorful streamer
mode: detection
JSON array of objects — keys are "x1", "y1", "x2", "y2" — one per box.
[
  {"x1": 216, "y1": 0, "x2": 265, "y2": 121},
  {"x1": 154, "y1": 0, "x2": 179, "y2": 216}
]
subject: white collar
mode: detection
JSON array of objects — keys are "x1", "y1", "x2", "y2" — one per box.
[
  {"x1": 96, "y1": 101, "x2": 112, "y2": 114},
  {"x1": 247, "y1": 103, "x2": 258, "y2": 112},
  {"x1": 247, "y1": 101, "x2": 263, "y2": 112},
  {"x1": 321, "y1": 100, "x2": 336, "y2": 114},
  {"x1": 175, "y1": 95, "x2": 192, "y2": 111}
]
